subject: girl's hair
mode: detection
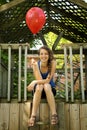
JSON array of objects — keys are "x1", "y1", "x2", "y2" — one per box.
[{"x1": 38, "y1": 46, "x2": 55, "y2": 72}]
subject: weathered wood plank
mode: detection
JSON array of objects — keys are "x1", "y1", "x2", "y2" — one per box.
[
  {"x1": 80, "y1": 104, "x2": 87, "y2": 130},
  {"x1": 40, "y1": 103, "x2": 50, "y2": 124},
  {"x1": 19, "y1": 103, "x2": 24, "y2": 130},
  {"x1": 0, "y1": 44, "x2": 30, "y2": 49},
  {"x1": 9, "y1": 103, "x2": 20, "y2": 130},
  {"x1": 29, "y1": 102, "x2": 40, "y2": 130},
  {"x1": 0, "y1": 103, "x2": 10, "y2": 130},
  {"x1": 50, "y1": 102, "x2": 59, "y2": 130},
  {"x1": 23, "y1": 102, "x2": 31, "y2": 130},
  {"x1": 39, "y1": 103, "x2": 50, "y2": 130},
  {"x1": 62, "y1": 43, "x2": 87, "y2": 48},
  {"x1": 64, "y1": 103, "x2": 70, "y2": 130},
  {"x1": 70, "y1": 104, "x2": 80, "y2": 130},
  {"x1": 0, "y1": 102, "x2": 87, "y2": 130},
  {"x1": 80, "y1": 104, "x2": 87, "y2": 118},
  {"x1": 80, "y1": 118, "x2": 87, "y2": 130},
  {"x1": 58, "y1": 102, "x2": 65, "y2": 130},
  {"x1": 69, "y1": 0, "x2": 87, "y2": 9},
  {"x1": 0, "y1": 0, "x2": 25, "y2": 12}
]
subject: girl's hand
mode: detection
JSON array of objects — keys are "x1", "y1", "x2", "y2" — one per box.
[
  {"x1": 45, "y1": 78, "x2": 50, "y2": 83},
  {"x1": 45, "y1": 74, "x2": 50, "y2": 83},
  {"x1": 31, "y1": 58, "x2": 36, "y2": 65},
  {"x1": 27, "y1": 80, "x2": 37, "y2": 91}
]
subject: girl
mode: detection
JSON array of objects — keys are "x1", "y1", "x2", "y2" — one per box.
[{"x1": 27, "y1": 46, "x2": 58, "y2": 126}]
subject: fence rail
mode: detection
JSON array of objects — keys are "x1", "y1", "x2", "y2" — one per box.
[
  {"x1": 63, "y1": 45, "x2": 86, "y2": 102},
  {"x1": 0, "y1": 44, "x2": 87, "y2": 102}
]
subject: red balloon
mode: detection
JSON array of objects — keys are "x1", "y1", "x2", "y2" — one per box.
[{"x1": 26, "y1": 7, "x2": 46, "y2": 34}]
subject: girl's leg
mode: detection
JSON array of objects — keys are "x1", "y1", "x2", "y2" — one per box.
[
  {"x1": 31, "y1": 84, "x2": 43, "y2": 115},
  {"x1": 44, "y1": 84, "x2": 58, "y2": 124},
  {"x1": 28, "y1": 84, "x2": 43, "y2": 126},
  {"x1": 44, "y1": 83, "x2": 57, "y2": 115}
]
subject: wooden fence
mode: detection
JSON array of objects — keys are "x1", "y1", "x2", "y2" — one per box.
[
  {"x1": 0, "y1": 43, "x2": 87, "y2": 130},
  {"x1": 0, "y1": 102, "x2": 87, "y2": 130}
]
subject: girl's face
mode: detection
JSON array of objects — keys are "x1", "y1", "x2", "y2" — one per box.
[{"x1": 39, "y1": 49, "x2": 49, "y2": 63}]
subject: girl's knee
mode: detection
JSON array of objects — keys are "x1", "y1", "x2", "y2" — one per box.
[
  {"x1": 35, "y1": 84, "x2": 43, "y2": 93},
  {"x1": 44, "y1": 83, "x2": 51, "y2": 92}
]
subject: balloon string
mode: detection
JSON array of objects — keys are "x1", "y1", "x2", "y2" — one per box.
[{"x1": 32, "y1": 34, "x2": 37, "y2": 55}]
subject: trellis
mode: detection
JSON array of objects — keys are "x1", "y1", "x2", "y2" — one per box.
[{"x1": 0, "y1": 0, "x2": 87, "y2": 45}]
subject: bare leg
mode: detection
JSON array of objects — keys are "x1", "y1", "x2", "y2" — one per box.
[
  {"x1": 44, "y1": 83, "x2": 57, "y2": 115},
  {"x1": 28, "y1": 84, "x2": 43, "y2": 126},
  {"x1": 31, "y1": 85, "x2": 43, "y2": 115},
  {"x1": 44, "y1": 83, "x2": 58, "y2": 124}
]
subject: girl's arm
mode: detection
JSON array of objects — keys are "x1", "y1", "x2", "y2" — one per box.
[
  {"x1": 32, "y1": 60, "x2": 42, "y2": 80},
  {"x1": 32, "y1": 60, "x2": 49, "y2": 84},
  {"x1": 32, "y1": 59, "x2": 56, "y2": 84},
  {"x1": 46, "y1": 59, "x2": 57, "y2": 82},
  {"x1": 27, "y1": 60, "x2": 56, "y2": 91}
]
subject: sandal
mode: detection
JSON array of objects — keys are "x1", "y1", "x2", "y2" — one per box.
[
  {"x1": 51, "y1": 114, "x2": 58, "y2": 125},
  {"x1": 28, "y1": 115, "x2": 36, "y2": 126}
]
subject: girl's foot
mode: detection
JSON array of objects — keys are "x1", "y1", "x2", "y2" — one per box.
[
  {"x1": 28, "y1": 115, "x2": 36, "y2": 126},
  {"x1": 51, "y1": 114, "x2": 58, "y2": 125}
]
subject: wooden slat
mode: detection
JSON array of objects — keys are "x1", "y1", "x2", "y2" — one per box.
[
  {"x1": 7, "y1": 45, "x2": 11, "y2": 102},
  {"x1": 23, "y1": 102, "x2": 31, "y2": 130},
  {"x1": 68, "y1": 0, "x2": 87, "y2": 9},
  {"x1": 69, "y1": 46, "x2": 74, "y2": 102},
  {"x1": 70, "y1": 104, "x2": 80, "y2": 130},
  {"x1": 24, "y1": 45, "x2": 28, "y2": 101},
  {"x1": 39, "y1": 103, "x2": 50, "y2": 130},
  {"x1": 50, "y1": 102, "x2": 59, "y2": 130},
  {"x1": 9, "y1": 103, "x2": 20, "y2": 130},
  {"x1": 19, "y1": 103, "x2": 24, "y2": 130},
  {"x1": 64, "y1": 104, "x2": 70, "y2": 130},
  {"x1": 52, "y1": 32, "x2": 63, "y2": 50},
  {"x1": 0, "y1": 102, "x2": 87, "y2": 130},
  {"x1": 40, "y1": 103, "x2": 50, "y2": 124},
  {"x1": 0, "y1": 44, "x2": 30, "y2": 49},
  {"x1": 58, "y1": 102, "x2": 65, "y2": 130},
  {"x1": 80, "y1": 118, "x2": 87, "y2": 130},
  {"x1": 64, "y1": 46, "x2": 69, "y2": 102},
  {"x1": 80, "y1": 104, "x2": 87, "y2": 130},
  {"x1": 0, "y1": 0, "x2": 25, "y2": 12},
  {"x1": 80, "y1": 104, "x2": 87, "y2": 118},
  {"x1": 18, "y1": 45, "x2": 22, "y2": 102},
  {"x1": 80, "y1": 46, "x2": 85, "y2": 102},
  {"x1": 62, "y1": 43, "x2": 87, "y2": 48},
  {"x1": 50, "y1": 125, "x2": 59, "y2": 130},
  {"x1": 0, "y1": 46, "x2": 1, "y2": 93},
  {"x1": 0, "y1": 103, "x2": 10, "y2": 130}
]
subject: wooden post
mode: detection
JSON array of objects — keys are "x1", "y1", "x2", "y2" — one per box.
[
  {"x1": 80, "y1": 46, "x2": 85, "y2": 102},
  {"x1": 0, "y1": 46, "x2": 1, "y2": 96},
  {"x1": 7, "y1": 45, "x2": 11, "y2": 102},
  {"x1": 70, "y1": 104, "x2": 80, "y2": 130},
  {"x1": 0, "y1": 103, "x2": 10, "y2": 130},
  {"x1": 80, "y1": 104, "x2": 87, "y2": 130},
  {"x1": 69, "y1": 46, "x2": 74, "y2": 102},
  {"x1": 24, "y1": 45, "x2": 28, "y2": 101},
  {"x1": 18, "y1": 45, "x2": 22, "y2": 102},
  {"x1": 64, "y1": 46, "x2": 69, "y2": 102}
]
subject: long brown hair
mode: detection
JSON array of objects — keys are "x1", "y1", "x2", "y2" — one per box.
[{"x1": 38, "y1": 46, "x2": 55, "y2": 72}]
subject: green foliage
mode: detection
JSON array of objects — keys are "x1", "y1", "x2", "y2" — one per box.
[
  {"x1": 44, "y1": 32, "x2": 72, "y2": 69},
  {"x1": 0, "y1": 0, "x2": 13, "y2": 5},
  {"x1": 44, "y1": 32, "x2": 72, "y2": 49},
  {"x1": 1, "y1": 50, "x2": 8, "y2": 64}
]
